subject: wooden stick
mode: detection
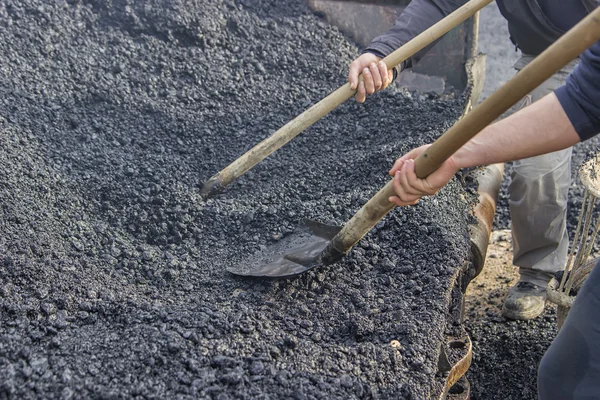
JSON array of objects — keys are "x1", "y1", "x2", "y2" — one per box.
[
  {"x1": 323, "y1": 7, "x2": 600, "y2": 261},
  {"x1": 200, "y1": 0, "x2": 494, "y2": 198}
]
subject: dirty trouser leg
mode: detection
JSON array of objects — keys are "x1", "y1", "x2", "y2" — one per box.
[
  {"x1": 537, "y1": 262, "x2": 600, "y2": 399},
  {"x1": 508, "y1": 55, "x2": 578, "y2": 287}
]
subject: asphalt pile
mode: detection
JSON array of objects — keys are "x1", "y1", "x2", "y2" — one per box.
[{"x1": 0, "y1": 0, "x2": 476, "y2": 398}]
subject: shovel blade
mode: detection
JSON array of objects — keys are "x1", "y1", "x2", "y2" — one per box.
[{"x1": 227, "y1": 220, "x2": 342, "y2": 278}]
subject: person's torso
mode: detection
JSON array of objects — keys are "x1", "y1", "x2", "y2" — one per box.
[{"x1": 497, "y1": 0, "x2": 595, "y2": 55}]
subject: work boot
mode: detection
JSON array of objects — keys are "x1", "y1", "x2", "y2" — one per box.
[{"x1": 502, "y1": 281, "x2": 547, "y2": 320}]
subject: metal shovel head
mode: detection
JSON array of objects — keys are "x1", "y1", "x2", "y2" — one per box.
[{"x1": 227, "y1": 219, "x2": 342, "y2": 278}]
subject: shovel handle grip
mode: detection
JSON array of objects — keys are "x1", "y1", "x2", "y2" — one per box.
[
  {"x1": 201, "y1": 0, "x2": 493, "y2": 198},
  {"x1": 325, "y1": 6, "x2": 600, "y2": 261}
]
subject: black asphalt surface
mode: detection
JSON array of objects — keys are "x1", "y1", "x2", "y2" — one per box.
[{"x1": 0, "y1": 1, "x2": 476, "y2": 398}]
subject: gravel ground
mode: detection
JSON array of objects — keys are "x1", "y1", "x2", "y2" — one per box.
[{"x1": 0, "y1": 0, "x2": 478, "y2": 398}]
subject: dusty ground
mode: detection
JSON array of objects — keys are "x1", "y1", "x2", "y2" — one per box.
[
  {"x1": 464, "y1": 230, "x2": 557, "y2": 400},
  {"x1": 465, "y1": 229, "x2": 562, "y2": 400},
  {"x1": 465, "y1": 230, "x2": 518, "y2": 320}
]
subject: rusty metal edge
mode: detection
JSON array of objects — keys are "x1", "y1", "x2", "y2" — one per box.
[
  {"x1": 435, "y1": 260, "x2": 473, "y2": 400},
  {"x1": 442, "y1": 337, "x2": 473, "y2": 398},
  {"x1": 437, "y1": 23, "x2": 505, "y2": 398},
  {"x1": 468, "y1": 163, "x2": 504, "y2": 277}
]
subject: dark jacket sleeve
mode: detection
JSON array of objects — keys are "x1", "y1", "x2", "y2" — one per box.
[
  {"x1": 363, "y1": 0, "x2": 468, "y2": 76},
  {"x1": 555, "y1": 39, "x2": 600, "y2": 141}
]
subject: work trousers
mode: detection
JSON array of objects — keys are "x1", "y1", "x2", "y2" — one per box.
[
  {"x1": 537, "y1": 261, "x2": 600, "y2": 399},
  {"x1": 507, "y1": 55, "x2": 579, "y2": 287}
]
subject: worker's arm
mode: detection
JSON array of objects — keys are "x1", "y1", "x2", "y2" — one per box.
[
  {"x1": 387, "y1": 93, "x2": 581, "y2": 206},
  {"x1": 349, "y1": 0, "x2": 467, "y2": 102},
  {"x1": 388, "y1": 37, "x2": 600, "y2": 206}
]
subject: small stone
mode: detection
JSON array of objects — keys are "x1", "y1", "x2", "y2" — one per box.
[
  {"x1": 54, "y1": 310, "x2": 68, "y2": 329},
  {"x1": 298, "y1": 319, "x2": 313, "y2": 329},
  {"x1": 76, "y1": 311, "x2": 89, "y2": 320},
  {"x1": 250, "y1": 361, "x2": 264, "y2": 375},
  {"x1": 48, "y1": 337, "x2": 61, "y2": 349},
  {"x1": 30, "y1": 357, "x2": 49, "y2": 374},
  {"x1": 40, "y1": 303, "x2": 56, "y2": 316},
  {"x1": 61, "y1": 387, "x2": 74, "y2": 400},
  {"x1": 71, "y1": 239, "x2": 84, "y2": 252},
  {"x1": 62, "y1": 368, "x2": 73, "y2": 383},
  {"x1": 167, "y1": 341, "x2": 180, "y2": 353},
  {"x1": 382, "y1": 258, "x2": 395, "y2": 271},
  {"x1": 19, "y1": 347, "x2": 31, "y2": 359},
  {"x1": 20, "y1": 366, "x2": 33, "y2": 378},
  {"x1": 88, "y1": 365, "x2": 99, "y2": 376},
  {"x1": 110, "y1": 245, "x2": 122, "y2": 258},
  {"x1": 212, "y1": 355, "x2": 236, "y2": 368},
  {"x1": 340, "y1": 374, "x2": 353, "y2": 389},
  {"x1": 221, "y1": 370, "x2": 243, "y2": 385},
  {"x1": 283, "y1": 336, "x2": 297, "y2": 349}
]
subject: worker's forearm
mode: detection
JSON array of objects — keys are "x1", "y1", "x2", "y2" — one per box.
[{"x1": 453, "y1": 93, "x2": 582, "y2": 169}]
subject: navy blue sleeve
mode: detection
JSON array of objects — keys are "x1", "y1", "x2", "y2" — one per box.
[
  {"x1": 363, "y1": 0, "x2": 468, "y2": 75},
  {"x1": 555, "y1": 39, "x2": 600, "y2": 141}
]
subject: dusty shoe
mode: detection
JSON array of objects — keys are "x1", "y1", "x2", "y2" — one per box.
[{"x1": 502, "y1": 281, "x2": 547, "y2": 320}]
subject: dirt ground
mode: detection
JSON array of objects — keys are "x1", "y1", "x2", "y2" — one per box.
[
  {"x1": 464, "y1": 228, "x2": 562, "y2": 400},
  {"x1": 465, "y1": 229, "x2": 519, "y2": 319}
]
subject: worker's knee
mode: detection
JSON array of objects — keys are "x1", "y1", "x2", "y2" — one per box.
[
  {"x1": 539, "y1": 264, "x2": 600, "y2": 399},
  {"x1": 537, "y1": 347, "x2": 563, "y2": 399}
]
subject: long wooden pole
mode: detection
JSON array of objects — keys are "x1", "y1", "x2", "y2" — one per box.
[
  {"x1": 322, "y1": 6, "x2": 600, "y2": 263},
  {"x1": 200, "y1": 0, "x2": 494, "y2": 198}
]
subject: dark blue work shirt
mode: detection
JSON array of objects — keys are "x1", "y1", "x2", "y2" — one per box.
[
  {"x1": 539, "y1": 0, "x2": 588, "y2": 31},
  {"x1": 365, "y1": 0, "x2": 600, "y2": 140}
]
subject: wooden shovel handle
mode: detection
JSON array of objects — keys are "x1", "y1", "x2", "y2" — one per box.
[
  {"x1": 201, "y1": 0, "x2": 493, "y2": 198},
  {"x1": 325, "y1": 6, "x2": 600, "y2": 260}
]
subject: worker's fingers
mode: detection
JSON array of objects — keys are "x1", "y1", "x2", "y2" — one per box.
[
  {"x1": 388, "y1": 195, "x2": 420, "y2": 207},
  {"x1": 397, "y1": 160, "x2": 427, "y2": 196},
  {"x1": 402, "y1": 159, "x2": 438, "y2": 196},
  {"x1": 390, "y1": 172, "x2": 421, "y2": 206},
  {"x1": 393, "y1": 170, "x2": 422, "y2": 201},
  {"x1": 348, "y1": 60, "x2": 362, "y2": 90},
  {"x1": 389, "y1": 145, "x2": 431, "y2": 176},
  {"x1": 363, "y1": 68, "x2": 375, "y2": 95},
  {"x1": 378, "y1": 61, "x2": 392, "y2": 89},
  {"x1": 355, "y1": 81, "x2": 366, "y2": 103},
  {"x1": 369, "y1": 62, "x2": 382, "y2": 91},
  {"x1": 389, "y1": 159, "x2": 405, "y2": 176}
]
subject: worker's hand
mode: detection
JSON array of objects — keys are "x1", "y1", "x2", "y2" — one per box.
[
  {"x1": 388, "y1": 145, "x2": 460, "y2": 207},
  {"x1": 348, "y1": 53, "x2": 393, "y2": 103}
]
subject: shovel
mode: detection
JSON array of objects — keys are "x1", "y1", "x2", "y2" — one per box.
[
  {"x1": 201, "y1": 0, "x2": 494, "y2": 199},
  {"x1": 227, "y1": 6, "x2": 600, "y2": 278}
]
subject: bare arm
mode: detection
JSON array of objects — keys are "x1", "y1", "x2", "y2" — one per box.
[
  {"x1": 388, "y1": 93, "x2": 581, "y2": 206},
  {"x1": 453, "y1": 93, "x2": 580, "y2": 168}
]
